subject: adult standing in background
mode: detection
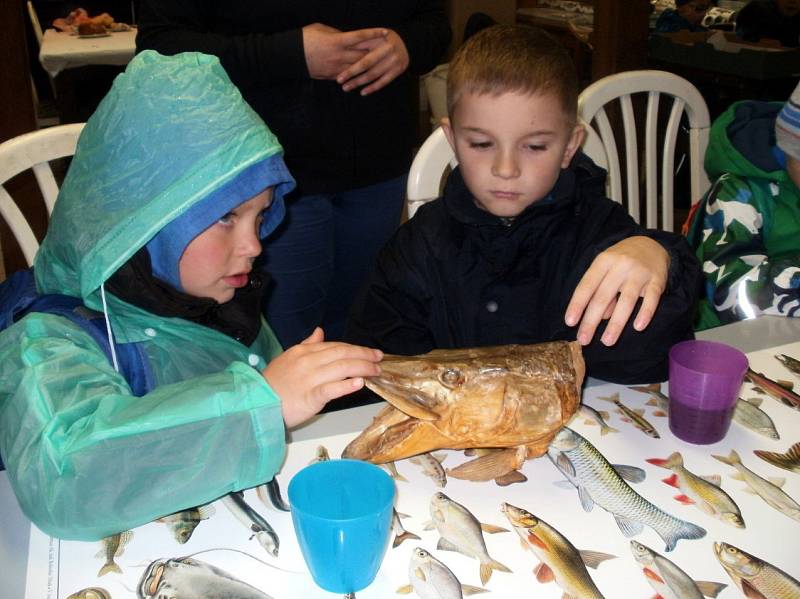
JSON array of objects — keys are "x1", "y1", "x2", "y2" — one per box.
[
  {"x1": 136, "y1": 2, "x2": 451, "y2": 347},
  {"x1": 735, "y1": 0, "x2": 800, "y2": 47}
]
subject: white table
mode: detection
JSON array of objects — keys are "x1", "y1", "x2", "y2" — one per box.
[
  {"x1": 3, "y1": 316, "x2": 800, "y2": 598},
  {"x1": 38, "y1": 28, "x2": 137, "y2": 78}
]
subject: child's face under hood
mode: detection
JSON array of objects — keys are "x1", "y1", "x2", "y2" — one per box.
[{"x1": 179, "y1": 188, "x2": 273, "y2": 304}]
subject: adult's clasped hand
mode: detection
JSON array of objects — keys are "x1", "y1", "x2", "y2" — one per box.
[{"x1": 302, "y1": 23, "x2": 410, "y2": 96}]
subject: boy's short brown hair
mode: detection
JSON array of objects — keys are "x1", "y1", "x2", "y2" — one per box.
[{"x1": 447, "y1": 24, "x2": 578, "y2": 124}]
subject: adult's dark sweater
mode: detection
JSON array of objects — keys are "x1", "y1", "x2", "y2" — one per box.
[
  {"x1": 345, "y1": 155, "x2": 704, "y2": 385},
  {"x1": 135, "y1": 0, "x2": 451, "y2": 196}
]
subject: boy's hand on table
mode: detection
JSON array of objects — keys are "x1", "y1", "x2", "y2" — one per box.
[
  {"x1": 336, "y1": 29, "x2": 409, "y2": 95},
  {"x1": 303, "y1": 23, "x2": 387, "y2": 80},
  {"x1": 565, "y1": 236, "x2": 669, "y2": 347},
  {"x1": 264, "y1": 327, "x2": 383, "y2": 427}
]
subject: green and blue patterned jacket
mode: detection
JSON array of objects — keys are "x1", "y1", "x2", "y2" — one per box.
[{"x1": 686, "y1": 100, "x2": 800, "y2": 330}]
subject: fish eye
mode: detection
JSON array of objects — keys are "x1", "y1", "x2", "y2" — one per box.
[
  {"x1": 416, "y1": 548, "x2": 427, "y2": 558},
  {"x1": 439, "y1": 368, "x2": 464, "y2": 388}
]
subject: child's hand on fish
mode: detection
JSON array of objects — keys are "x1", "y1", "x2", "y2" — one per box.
[
  {"x1": 263, "y1": 327, "x2": 383, "y2": 427},
  {"x1": 565, "y1": 236, "x2": 669, "y2": 347}
]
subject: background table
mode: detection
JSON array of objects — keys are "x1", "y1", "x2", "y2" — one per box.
[
  {"x1": 3, "y1": 315, "x2": 800, "y2": 598},
  {"x1": 38, "y1": 28, "x2": 137, "y2": 78}
]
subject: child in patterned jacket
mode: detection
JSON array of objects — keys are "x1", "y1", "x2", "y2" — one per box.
[{"x1": 685, "y1": 83, "x2": 800, "y2": 329}]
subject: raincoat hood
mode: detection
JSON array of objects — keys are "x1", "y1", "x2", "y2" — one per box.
[
  {"x1": 35, "y1": 50, "x2": 294, "y2": 306},
  {"x1": 704, "y1": 100, "x2": 788, "y2": 184}
]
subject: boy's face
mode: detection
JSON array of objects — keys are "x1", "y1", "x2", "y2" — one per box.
[
  {"x1": 677, "y1": 1, "x2": 711, "y2": 26},
  {"x1": 442, "y1": 89, "x2": 584, "y2": 218},
  {"x1": 179, "y1": 188, "x2": 273, "y2": 303}
]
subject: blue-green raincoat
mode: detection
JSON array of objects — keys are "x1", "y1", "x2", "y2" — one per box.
[{"x1": 0, "y1": 51, "x2": 292, "y2": 540}]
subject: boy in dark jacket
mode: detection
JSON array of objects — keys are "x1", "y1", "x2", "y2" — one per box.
[{"x1": 345, "y1": 25, "x2": 702, "y2": 385}]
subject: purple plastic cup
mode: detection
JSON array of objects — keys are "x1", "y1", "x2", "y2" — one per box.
[{"x1": 668, "y1": 339, "x2": 748, "y2": 444}]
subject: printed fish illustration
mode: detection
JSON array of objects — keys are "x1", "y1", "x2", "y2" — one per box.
[
  {"x1": 547, "y1": 427, "x2": 706, "y2": 552},
  {"x1": 309, "y1": 445, "x2": 330, "y2": 464},
  {"x1": 746, "y1": 368, "x2": 800, "y2": 410},
  {"x1": 573, "y1": 403, "x2": 619, "y2": 436},
  {"x1": 427, "y1": 492, "x2": 511, "y2": 585},
  {"x1": 255, "y1": 478, "x2": 290, "y2": 512},
  {"x1": 137, "y1": 556, "x2": 274, "y2": 599},
  {"x1": 157, "y1": 504, "x2": 216, "y2": 544},
  {"x1": 397, "y1": 547, "x2": 487, "y2": 598},
  {"x1": 446, "y1": 446, "x2": 528, "y2": 486},
  {"x1": 343, "y1": 341, "x2": 584, "y2": 463},
  {"x1": 393, "y1": 509, "x2": 422, "y2": 548},
  {"x1": 776, "y1": 353, "x2": 800, "y2": 377},
  {"x1": 221, "y1": 491, "x2": 280, "y2": 557},
  {"x1": 66, "y1": 588, "x2": 112, "y2": 599},
  {"x1": 754, "y1": 441, "x2": 800, "y2": 474},
  {"x1": 410, "y1": 452, "x2": 448, "y2": 487},
  {"x1": 629, "y1": 383, "x2": 670, "y2": 414},
  {"x1": 714, "y1": 542, "x2": 800, "y2": 598},
  {"x1": 630, "y1": 540, "x2": 726, "y2": 599},
  {"x1": 96, "y1": 531, "x2": 133, "y2": 576},
  {"x1": 597, "y1": 393, "x2": 660, "y2": 438},
  {"x1": 733, "y1": 397, "x2": 780, "y2": 440},
  {"x1": 502, "y1": 502, "x2": 615, "y2": 599},
  {"x1": 646, "y1": 452, "x2": 745, "y2": 529},
  {"x1": 385, "y1": 461, "x2": 409, "y2": 483},
  {"x1": 713, "y1": 449, "x2": 800, "y2": 522},
  {"x1": 631, "y1": 383, "x2": 781, "y2": 439}
]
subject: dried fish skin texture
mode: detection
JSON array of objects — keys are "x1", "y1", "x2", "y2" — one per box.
[{"x1": 343, "y1": 341, "x2": 584, "y2": 463}]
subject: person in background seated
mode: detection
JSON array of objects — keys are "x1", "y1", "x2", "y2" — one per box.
[
  {"x1": 344, "y1": 25, "x2": 703, "y2": 390},
  {"x1": 0, "y1": 51, "x2": 382, "y2": 540},
  {"x1": 736, "y1": 0, "x2": 800, "y2": 47},
  {"x1": 685, "y1": 81, "x2": 800, "y2": 329},
  {"x1": 654, "y1": 0, "x2": 715, "y2": 33}
]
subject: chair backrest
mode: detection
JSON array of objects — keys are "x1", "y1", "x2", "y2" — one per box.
[
  {"x1": 578, "y1": 69, "x2": 711, "y2": 231},
  {"x1": 27, "y1": 1, "x2": 44, "y2": 46},
  {"x1": 0, "y1": 123, "x2": 85, "y2": 266},
  {"x1": 406, "y1": 126, "x2": 458, "y2": 219}
]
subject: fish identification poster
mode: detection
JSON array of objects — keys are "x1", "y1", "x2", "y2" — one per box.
[{"x1": 25, "y1": 342, "x2": 800, "y2": 598}]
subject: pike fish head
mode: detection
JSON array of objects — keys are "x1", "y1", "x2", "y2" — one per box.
[
  {"x1": 714, "y1": 542, "x2": 761, "y2": 578},
  {"x1": 367, "y1": 349, "x2": 516, "y2": 421},
  {"x1": 630, "y1": 541, "x2": 657, "y2": 566},
  {"x1": 368, "y1": 344, "x2": 574, "y2": 421}
]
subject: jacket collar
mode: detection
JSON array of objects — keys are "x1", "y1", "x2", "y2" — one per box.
[{"x1": 105, "y1": 248, "x2": 266, "y2": 346}]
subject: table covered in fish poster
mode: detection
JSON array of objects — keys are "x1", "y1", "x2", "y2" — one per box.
[{"x1": 24, "y1": 341, "x2": 800, "y2": 598}]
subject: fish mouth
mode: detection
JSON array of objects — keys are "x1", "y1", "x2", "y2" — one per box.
[
  {"x1": 137, "y1": 560, "x2": 166, "y2": 598},
  {"x1": 365, "y1": 373, "x2": 441, "y2": 421}
]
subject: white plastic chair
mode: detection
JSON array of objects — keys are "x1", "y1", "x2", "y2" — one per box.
[
  {"x1": 578, "y1": 69, "x2": 711, "y2": 231},
  {"x1": 27, "y1": 1, "x2": 43, "y2": 45},
  {"x1": 406, "y1": 126, "x2": 458, "y2": 219},
  {"x1": 0, "y1": 123, "x2": 85, "y2": 266}
]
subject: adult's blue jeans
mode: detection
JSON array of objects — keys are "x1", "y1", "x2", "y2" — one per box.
[{"x1": 261, "y1": 175, "x2": 407, "y2": 348}]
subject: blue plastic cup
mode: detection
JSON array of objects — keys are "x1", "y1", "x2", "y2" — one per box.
[{"x1": 288, "y1": 459, "x2": 395, "y2": 594}]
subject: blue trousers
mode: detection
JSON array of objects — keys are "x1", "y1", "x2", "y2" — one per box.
[{"x1": 261, "y1": 176, "x2": 407, "y2": 347}]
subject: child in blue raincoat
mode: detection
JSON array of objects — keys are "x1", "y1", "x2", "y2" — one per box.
[{"x1": 0, "y1": 51, "x2": 382, "y2": 540}]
